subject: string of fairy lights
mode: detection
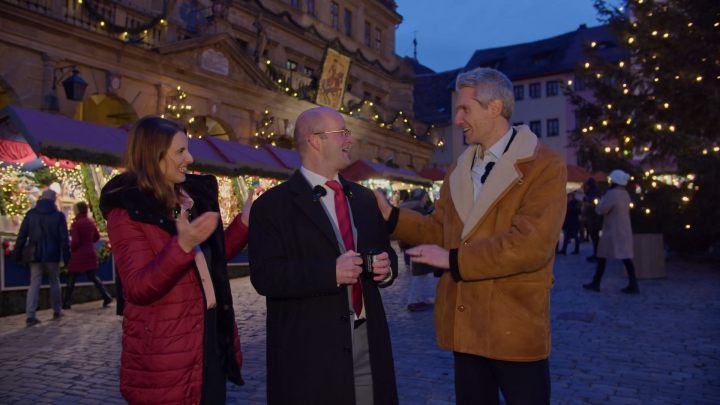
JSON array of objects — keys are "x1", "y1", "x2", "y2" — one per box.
[
  {"x1": 161, "y1": 85, "x2": 210, "y2": 140},
  {"x1": 78, "y1": 0, "x2": 442, "y2": 149},
  {"x1": 569, "y1": 0, "x2": 720, "y2": 232},
  {"x1": 265, "y1": 59, "x2": 442, "y2": 148},
  {"x1": 253, "y1": 109, "x2": 280, "y2": 148},
  {"x1": 78, "y1": 0, "x2": 169, "y2": 44},
  {"x1": 0, "y1": 166, "x2": 33, "y2": 217},
  {"x1": 160, "y1": 80, "x2": 439, "y2": 149},
  {"x1": 0, "y1": 159, "x2": 266, "y2": 235}
]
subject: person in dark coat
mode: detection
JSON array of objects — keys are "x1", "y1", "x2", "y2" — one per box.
[
  {"x1": 14, "y1": 189, "x2": 70, "y2": 327},
  {"x1": 99, "y1": 116, "x2": 254, "y2": 405},
  {"x1": 62, "y1": 201, "x2": 113, "y2": 309},
  {"x1": 249, "y1": 106, "x2": 399, "y2": 405},
  {"x1": 581, "y1": 178, "x2": 602, "y2": 261},
  {"x1": 558, "y1": 192, "x2": 581, "y2": 255}
]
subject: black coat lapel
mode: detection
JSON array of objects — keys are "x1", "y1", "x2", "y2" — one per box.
[{"x1": 288, "y1": 171, "x2": 340, "y2": 250}]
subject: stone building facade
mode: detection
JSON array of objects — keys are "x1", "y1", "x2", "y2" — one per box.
[{"x1": 0, "y1": 0, "x2": 434, "y2": 170}]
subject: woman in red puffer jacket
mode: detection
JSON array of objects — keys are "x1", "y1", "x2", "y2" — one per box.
[
  {"x1": 99, "y1": 116, "x2": 254, "y2": 405},
  {"x1": 62, "y1": 201, "x2": 113, "y2": 309}
]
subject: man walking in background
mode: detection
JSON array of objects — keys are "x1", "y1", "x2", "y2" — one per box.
[{"x1": 14, "y1": 189, "x2": 70, "y2": 327}]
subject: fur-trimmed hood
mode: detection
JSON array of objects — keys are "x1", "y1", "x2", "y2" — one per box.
[{"x1": 100, "y1": 172, "x2": 220, "y2": 235}]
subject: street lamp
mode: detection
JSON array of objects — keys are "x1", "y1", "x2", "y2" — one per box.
[
  {"x1": 55, "y1": 66, "x2": 88, "y2": 101},
  {"x1": 44, "y1": 66, "x2": 88, "y2": 112}
]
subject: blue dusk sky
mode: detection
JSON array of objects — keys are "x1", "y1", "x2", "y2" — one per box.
[{"x1": 394, "y1": 0, "x2": 612, "y2": 72}]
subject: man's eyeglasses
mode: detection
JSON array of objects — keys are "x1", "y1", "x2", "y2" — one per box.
[{"x1": 312, "y1": 128, "x2": 352, "y2": 138}]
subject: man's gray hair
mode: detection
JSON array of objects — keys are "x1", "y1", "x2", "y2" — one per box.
[{"x1": 456, "y1": 67, "x2": 514, "y2": 120}]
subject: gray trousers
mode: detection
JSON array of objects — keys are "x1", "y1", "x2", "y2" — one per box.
[
  {"x1": 352, "y1": 321, "x2": 374, "y2": 405},
  {"x1": 26, "y1": 262, "x2": 61, "y2": 319}
]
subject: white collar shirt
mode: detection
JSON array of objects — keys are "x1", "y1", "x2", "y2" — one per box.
[
  {"x1": 300, "y1": 166, "x2": 340, "y2": 230},
  {"x1": 471, "y1": 127, "x2": 514, "y2": 202}
]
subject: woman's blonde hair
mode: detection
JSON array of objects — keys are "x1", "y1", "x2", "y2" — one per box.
[{"x1": 124, "y1": 116, "x2": 186, "y2": 214}]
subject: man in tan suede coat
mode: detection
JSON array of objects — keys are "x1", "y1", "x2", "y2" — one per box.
[{"x1": 375, "y1": 67, "x2": 566, "y2": 405}]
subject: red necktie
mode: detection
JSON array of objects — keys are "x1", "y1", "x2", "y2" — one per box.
[{"x1": 325, "y1": 180, "x2": 362, "y2": 317}]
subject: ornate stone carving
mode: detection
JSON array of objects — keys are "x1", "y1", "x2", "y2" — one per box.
[{"x1": 200, "y1": 48, "x2": 230, "y2": 76}]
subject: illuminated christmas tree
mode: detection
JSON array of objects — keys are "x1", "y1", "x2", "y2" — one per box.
[{"x1": 568, "y1": 0, "x2": 720, "y2": 253}]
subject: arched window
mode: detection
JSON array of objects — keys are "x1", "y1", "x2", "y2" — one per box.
[
  {"x1": 188, "y1": 115, "x2": 233, "y2": 141},
  {"x1": 74, "y1": 94, "x2": 138, "y2": 128}
]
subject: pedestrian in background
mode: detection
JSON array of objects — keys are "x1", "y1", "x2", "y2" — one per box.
[
  {"x1": 394, "y1": 189, "x2": 410, "y2": 206},
  {"x1": 62, "y1": 201, "x2": 113, "y2": 310},
  {"x1": 581, "y1": 178, "x2": 602, "y2": 262},
  {"x1": 14, "y1": 189, "x2": 70, "y2": 327},
  {"x1": 100, "y1": 116, "x2": 254, "y2": 404},
  {"x1": 583, "y1": 169, "x2": 640, "y2": 294},
  {"x1": 558, "y1": 192, "x2": 581, "y2": 255},
  {"x1": 398, "y1": 188, "x2": 438, "y2": 312}
]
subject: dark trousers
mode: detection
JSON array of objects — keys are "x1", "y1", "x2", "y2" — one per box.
[
  {"x1": 560, "y1": 228, "x2": 579, "y2": 253},
  {"x1": 201, "y1": 308, "x2": 227, "y2": 405},
  {"x1": 454, "y1": 352, "x2": 550, "y2": 405},
  {"x1": 590, "y1": 258, "x2": 638, "y2": 289},
  {"x1": 63, "y1": 269, "x2": 112, "y2": 307},
  {"x1": 587, "y1": 224, "x2": 600, "y2": 256}
]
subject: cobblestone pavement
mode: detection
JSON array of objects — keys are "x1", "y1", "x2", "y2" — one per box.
[{"x1": 0, "y1": 242, "x2": 718, "y2": 404}]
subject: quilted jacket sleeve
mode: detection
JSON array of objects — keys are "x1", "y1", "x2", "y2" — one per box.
[
  {"x1": 107, "y1": 208, "x2": 196, "y2": 306},
  {"x1": 224, "y1": 214, "x2": 248, "y2": 260}
]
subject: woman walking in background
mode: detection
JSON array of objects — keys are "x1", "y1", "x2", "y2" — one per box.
[
  {"x1": 100, "y1": 116, "x2": 254, "y2": 404},
  {"x1": 62, "y1": 201, "x2": 113, "y2": 309},
  {"x1": 583, "y1": 169, "x2": 639, "y2": 294}
]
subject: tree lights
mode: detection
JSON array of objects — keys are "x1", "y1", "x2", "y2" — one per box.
[
  {"x1": 164, "y1": 86, "x2": 193, "y2": 123},
  {"x1": 566, "y1": 0, "x2": 720, "y2": 253}
]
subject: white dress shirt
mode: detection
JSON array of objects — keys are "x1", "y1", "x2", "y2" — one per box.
[
  {"x1": 471, "y1": 127, "x2": 514, "y2": 202},
  {"x1": 300, "y1": 166, "x2": 341, "y2": 231}
]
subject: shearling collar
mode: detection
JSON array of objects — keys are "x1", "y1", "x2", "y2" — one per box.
[{"x1": 449, "y1": 125, "x2": 539, "y2": 239}]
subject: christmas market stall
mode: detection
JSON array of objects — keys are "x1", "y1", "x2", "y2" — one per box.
[
  {"x1": 263, "y1": 144, "x2": 301, "y2": 171},
  {"x1": 341, "y1": 159, "x2": 431, "y2": 204},
  {"x1": 0, "y1": 105, "x2": 126, "y2": 300},
  {"x1": 566, "y1": 164, "x2": 607, "y2": 192},
  {"x1": 0, "y1": 105, "x2": 290, "y2": 313},
  {"x1": 264, "y1": 144, "x2": 434, "y2": 205},
  {"x1": 418, "y1": 166, "x2": 447, "y2": 202},
  {"x1": 186, "y1": 136, "x2": 291, "y2": 270}
]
